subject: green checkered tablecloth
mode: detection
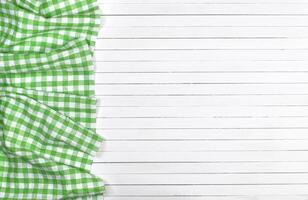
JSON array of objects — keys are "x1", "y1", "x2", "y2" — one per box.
[{"x1": 0, "y1": 0, "x2": 104, "y2": 199}]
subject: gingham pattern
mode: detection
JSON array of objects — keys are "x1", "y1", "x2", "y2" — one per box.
[
  {"x1": 0, "y1": 40, "x2": 94, "y2": 73},
  {"x1": 0, "y1": 0, "x2": 104, "y2": 199},
  {"x1": 0, "y1": 0, "x2": 100, "y2": 52},
  {"x1": 1, "y1": 69, "x2": 95, "y2": 96}
]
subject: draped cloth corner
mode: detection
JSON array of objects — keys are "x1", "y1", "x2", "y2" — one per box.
[{"x1": 0, "y1": 0, "x2": 104, "y2": 199}]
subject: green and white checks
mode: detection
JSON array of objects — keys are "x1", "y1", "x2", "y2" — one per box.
[{"x1": 0, "y1": 0, "x2": 104, "y2": 199}]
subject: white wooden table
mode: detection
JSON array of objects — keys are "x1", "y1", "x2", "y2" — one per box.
[{"x1": 93, "y1": 0, "x2": 308, "y2": 199}]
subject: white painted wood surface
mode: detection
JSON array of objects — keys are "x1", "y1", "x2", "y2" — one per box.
[{"x1": 93, "y1": 0, "x2": 308, "y2": 199}]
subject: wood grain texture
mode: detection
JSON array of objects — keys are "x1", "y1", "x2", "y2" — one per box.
[{"x1": 93, "y1": 1, "x2": 308, "y2": 199}]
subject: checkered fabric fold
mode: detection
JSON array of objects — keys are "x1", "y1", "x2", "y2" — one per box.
[{"x1": 0, "y1": 0, "x2": 104, "y2": 199}]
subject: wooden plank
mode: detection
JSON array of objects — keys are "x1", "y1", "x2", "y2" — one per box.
[
  {"x1": 93, "y1": 162, "x2": 308, "y2": 174},
  {"x1": 94, "y1": 151, "x2": 308, "y2": 162},
  {"x1": 102, "y1": 16, "x2": 308, "y2": 27},
  {"x1": 100, "y1": 173, "x2": 308, "y2": 184},
  {"x1": 95, "y1": 84, "x2": 308, "y2": 95},
  {"x1": 98, "y1": 27, "x2": 308, "y2": 38},
  {"x1": 104, "y1": 198, "x2": 247, "y2": 200},
  {"x1": 95, "y1": 95, "x2": 308, "y2": 107},
  {"x1": 95, "y1": 72, "x2": 308, "y2": 84},
  {"x1": 97, "y1": 106, "x2": 308, "y2": 117},
  {"x1": 96, "y1": 39, "x2": 308, "y2": 50},
  {"x1": 99, "y1": 0, "x2": 308, "y2": 3},
  {"x1": 100, "y1": 4, "x2": 308, "y2": 15},
  {"x1": 95, "y1": 50, "x2": 308, "y2": 61},
  {"x1": 95, "y1": 61, "x2": 308, "y2": 73},
  {"x1": 97, "y1": 129, "x2": 308, "y2": 140},
  {"x1": 104, "y1": 185, "x2": 308, "y2": 195},
  {"x1": 101, "y1": 140, "x2": 308, "y2": 152},
  {"x1": 96, "y1": 117, "x2": 308, "y2": 129},
  {"x1": 104, "y1": 197, "x2": 308, "y2": 200}
]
